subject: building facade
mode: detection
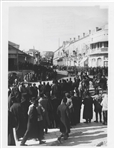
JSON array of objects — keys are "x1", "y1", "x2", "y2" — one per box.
[
  {"x1": 53, "y1": 24, "x2": 108, "y2": 68},
  {"x1": 53, "y1": 46, "x2": 64, "y2": 66},
  {"x1": 88, "y1": 24, "x2": 108, "y2": 67},
  {"x1": 8, "y1": 41, "x2": 34, "y2": 71},
  {"x1": 26, "y1": 49, "x2": 41, "y2": 65}
]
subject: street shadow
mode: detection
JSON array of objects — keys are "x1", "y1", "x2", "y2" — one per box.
[
  {"x1": 28, "y1": 122, "x2": 107, "y2": 146},
  {"x1": 76, "y1": 122, "x2": 107, "y2": 127},
  {"x1": 60, "y1": 132, "x2": 107, "y2": 146},
  {"x1": 70, "y1": 130, "x2": 104, "y2": 137},
  {"x1": 71, "y1": 122, "x2": 107, "y2": 131}
]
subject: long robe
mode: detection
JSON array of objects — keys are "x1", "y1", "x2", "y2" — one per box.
[
  {"x1": 10, "y1": 103, "x2": 25, "y2": 140},
  {"x1": 26, "y1": 105, "x2": 38, "y2": 138},
  {"x1": 21, "y1": 105, "x2": 38, "y2": 145},
  {"x1": 71, "y1": 96, "x2": 82, "y2": 124},
  {"x1": 8, "y1": 110, "x2": 16, "y2": 146},
  {"x1": 57, "y1": 103, "x2": 70, "y2": 134},
  {"x1": 83, "y1": 96, "x2": 93, "y2": 120}
]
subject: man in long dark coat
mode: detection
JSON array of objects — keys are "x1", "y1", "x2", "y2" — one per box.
[
  {"x1": 57, "y1": 97, "x2": 70, "y2": 141},
  {"x1": 8, "y1": 110, "x2": 17, "y2": 146},
  {"x1": 83, "y1": 92, "x2": 93, "y2": 123},
  {"x1": 20, "y1": 97, "x2": 45, "y2": 145},
  {"x1": 10, "y1": 96, "x2": 25, "y2": 141},
  {"x1": 21, "y1": 93, "x2": 31, "y2": 135},
  {"x1": 70, "y1": 91, "x2": 82, "y2": 125}
]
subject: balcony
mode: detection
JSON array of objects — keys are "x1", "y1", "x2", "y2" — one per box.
[{"x1": 88, "y1": 47, "x2": 108, "y2": 56}]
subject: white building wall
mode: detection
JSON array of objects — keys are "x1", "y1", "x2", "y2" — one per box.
[
  {"x1": 90, "y1": 29, "x2": 108, "y2": 44},
  {"x1": 53, "y1": 24, "x2": 108, "y2": 67},
  {"x1": 89, "y1": 56, "x2": 105, "y2": 67},
  {"x1": 88, "y1": 24, "x2": 108, "y2": 67}
]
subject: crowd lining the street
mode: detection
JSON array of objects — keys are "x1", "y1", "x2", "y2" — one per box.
[
  {"x1": 56, "y1": 65, "x2": 108, "y2": 76},
  {"x1": 8, "y1": 67, "x2": 108, "y2": 146},
  {"x1": 8, "y1": 65, "x2": 57, "y2": 87}
]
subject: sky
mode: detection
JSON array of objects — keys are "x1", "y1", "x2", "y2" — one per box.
[{"x1": 8, "y1": 5, "x2": 108, "y2": 52}]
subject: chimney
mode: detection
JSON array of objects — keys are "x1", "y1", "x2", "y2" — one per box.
[
  {"x1": 89, "y1": 30, "x2": 91, "y2": 34},
  {"x1": 70, "y1": 38, "x2": 71, "y2": 41},
  {"x1": 83, "y1": 33, "x2": 85, "y2": 37},
  {"x1": 78, "y1": 35, "x2": 80, "y2": 40},
  {"x1": 96, "y1": 27, "x2": 98, "y2": 31},
  {"x1": 74, "y1": 37, "x2": 76, "y2": 41}
]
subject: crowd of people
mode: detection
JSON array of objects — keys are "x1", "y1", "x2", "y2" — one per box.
[
  {"x1": 8, "y1": 70, "x2": 108, "y2": 146},
  {"x1": 56, "y1": 65, "x2": 108, "y2": 76},
  {"x1": 27, "y1": 65, "x2": 57, "y2": 82},
  {"x1": 8, "y1": 65, "x2": 57, "y2": 87}
]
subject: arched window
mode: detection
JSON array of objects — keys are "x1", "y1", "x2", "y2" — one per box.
[
  {"x1": 97, "y1": 58, "x2": 102, "y2": 67},
  {"x1": 92, "y1": 58, "x2": 96, "y2": 67}
]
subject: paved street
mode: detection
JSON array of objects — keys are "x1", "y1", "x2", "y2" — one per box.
[
  {"x1": 16, "y1": 104, "x2": 107, "y2": 147},
  {"x1": 16, "y1": 110, "x2": 107, "y2": 146}
]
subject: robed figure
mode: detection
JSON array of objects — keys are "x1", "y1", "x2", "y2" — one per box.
[
  {"x1": 83, "y1": 92, "x2": 93, "y2": 123},
  {"x1": 57, "y1": 97, "x2": 70, "y2": 141}
]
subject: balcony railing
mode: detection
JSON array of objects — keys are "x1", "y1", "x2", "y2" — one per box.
[{"x1": 88, "y1": 47, "x2": 108, "y2": 55}]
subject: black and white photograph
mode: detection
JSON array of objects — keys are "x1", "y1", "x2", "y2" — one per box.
[{"x1": 1, "y1": 1, "x2": 114, "y2": 148}]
